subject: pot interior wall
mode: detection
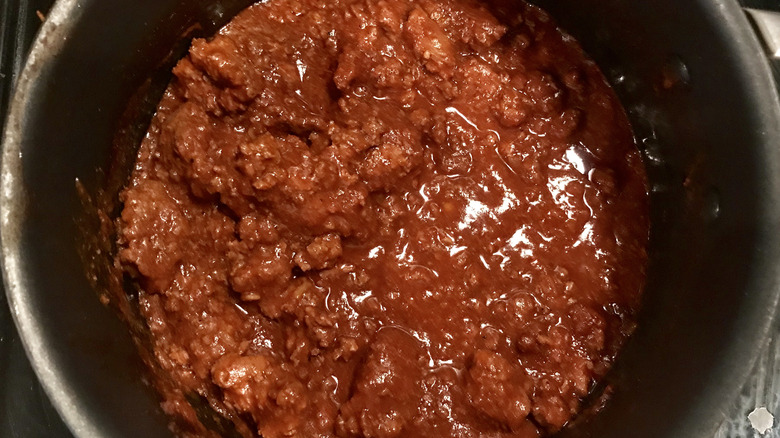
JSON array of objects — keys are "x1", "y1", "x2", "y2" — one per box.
[{"x1": 5, "y1": 0, "x2": 779, "y2": 437}]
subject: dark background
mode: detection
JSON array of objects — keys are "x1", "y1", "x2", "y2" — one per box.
[
  {"x1": 0, "y1": 0, "x2": 778, "y2": 437},
  {"x1": 744, "y1": 0, "x2": 780, "y2": 8}
]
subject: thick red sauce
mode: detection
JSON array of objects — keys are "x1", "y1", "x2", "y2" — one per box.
[{"x1": 116, "y1": 0, "x2": 649, "y2": 436}]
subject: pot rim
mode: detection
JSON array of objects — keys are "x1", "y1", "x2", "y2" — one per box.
[{"x1": 0, "y1": 1, "x2": 98, "y2": 436}]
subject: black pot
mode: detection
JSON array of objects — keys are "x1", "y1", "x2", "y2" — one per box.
[{"x1": 2, "y1": 0, "x2": 780, "y2": 437}]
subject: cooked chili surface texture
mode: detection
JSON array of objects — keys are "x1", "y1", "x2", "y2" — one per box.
[{"x1": 117, "y1": 0, "x2": 649, "y2": 436}]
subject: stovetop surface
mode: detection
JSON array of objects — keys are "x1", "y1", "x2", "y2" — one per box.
[{"x1": 0, "y1": 0, "x2": 777, "y2": 437}]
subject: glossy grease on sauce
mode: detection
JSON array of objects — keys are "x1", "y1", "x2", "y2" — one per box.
[{"x1": 116, "y1": 0, "x2": 649, "y2": 436}]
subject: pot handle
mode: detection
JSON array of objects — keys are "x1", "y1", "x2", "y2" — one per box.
[{"x1": 746, "y1": 8, "x2": 780, "y2": 61}]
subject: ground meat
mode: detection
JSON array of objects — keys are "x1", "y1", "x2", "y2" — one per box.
[{"x1": 115, "y1": 0, "x2": 649, "y2": 436}]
